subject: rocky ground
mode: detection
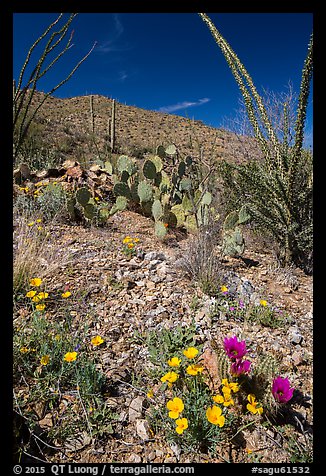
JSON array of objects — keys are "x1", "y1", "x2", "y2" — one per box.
[{"x1": 16, "y1": 210, "x2": 312, "y2": 464}]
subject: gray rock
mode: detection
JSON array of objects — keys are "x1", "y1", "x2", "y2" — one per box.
[
  {"x1": 156, "y1": 263, "x2": 168, "y2": 277},
  {"x1": 288, "y1": 326, "x2": 304, "y2": 345},
  {"x1": 144, "y1": 251, "x2": 166, "y2": 261},
  {"x1": 240, "y1": 278, "x2": 255, "y2": 301},
  {"x1": 148, "y1": 259, "x2": 161, "y2": 269},
  {"x1": 136, "y1": 419, "x2": 152, "y2": 441},
  {"x1": 127, "y1": 453, "x2": 142, "y2": 463}
]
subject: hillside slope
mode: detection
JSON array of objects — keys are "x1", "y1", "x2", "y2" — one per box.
[{"x1": 23, "y1": 91, "x2": 260, "y2": 165}]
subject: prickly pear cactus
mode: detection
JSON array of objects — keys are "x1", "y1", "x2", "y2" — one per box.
[
  {"x1": 103, "y1": 161, "x2": 113, "y2": 174},
  {"x1": 109, "y1": 196, "x2": 128, "y2": 216},
  {"x1": 83, "y1": 203, "x2": 97, "y2": 220},
  {"x1": 143, "y1": 160, "x2": 157, "y2": 180},
  {"x1": 155, "y1": 221, "x2": 168, "y2": 239},
  {"x1": 223, "y1": 211, "x2": 239, "y2": 231},
  {"x1": 117, "y1": 155, "x2": 136, "y2": 175},
  {"x1": 221, "y1": 206, "x2": 250, "y2": 257},
  {"x1": 156, "y1": 145, "x2": 166, "y2": 159},
  {"x1": 76, "y1": 187, "x2": 91, "y2": 207},
  {"x1": 150, "y1": 155, "x2": 163, "y2": 172},
  {"x1": 238, "y1": 205, "x2": 251, "y2": 224},
  {"x1": 178, "y1": 161, "x2": 186, "y2": 177},
  {"x1": 222, "y1": 227, "x2": 245, "y2": 257},
  {"x1": 113, "y1": 182, "x2": 131, "y2": 199},
  {"x1": 137, "y1": 181, "x2": 153, "y2": 203},
  {"x1": 66, "y1": 196, "x2": 77, "y2": 220},
  {"x1": 170, "y1": 204, "x2": 186, "y2": 227},
  {"x1": 165, "y1": 144, "x2": 177, "y2": 156},
  {"x1": 152, "y1": 199, "x2": 163, "y2": 221}
]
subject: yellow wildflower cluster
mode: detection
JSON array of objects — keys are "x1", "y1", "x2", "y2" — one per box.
[
  {"x1": 246, "y1": 394, "x2": 263, "y2": 415},
  {"x1": 122, "y1": 236, "x2": 140, "y2": 255},
  {"x1": 166, "y1": 397, "x2": 188, "y2": 434},
  {"x1": 213, "y1": 379, "x2": 239, "y2": 407},
  {"x1": 25, "y1": 278, "x2": 48, "y2": 311},
  {"x1": 27, "y1": 218, "x2": 43, "y2": 230}
]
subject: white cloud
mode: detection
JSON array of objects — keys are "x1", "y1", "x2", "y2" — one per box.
[
  {"x1": 118, "y1": 71, "x2": 128, "y2": 82},
  {"x1": 158, "y1": 98, "x2": 210, "y2": 113},
  {"x1": 96, "y1": 14, "x2": 129, "y2": 53}
]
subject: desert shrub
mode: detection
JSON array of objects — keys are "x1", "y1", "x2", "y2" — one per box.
[
  {"x1": 199, "y1": 14, "x2": 313, "y2": 273},
  {"x1": 13, "y1": 216, "x2": 71, "y2": 297},
  {"x1": 14, "y1": 182, "x2": 68, "y2": 222},
  {"x1": 13, "y1": 297, "x2": 115, "y2": 461},
  {"x1": 176, "y1": 223, "x2": 224, "y2": 296}
]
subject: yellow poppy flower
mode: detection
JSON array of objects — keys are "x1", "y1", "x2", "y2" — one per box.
[
  {"x1": 160, "y1": 371, "x2": 179, "y2": 384},
  {"x1": 246, "y1": 394, "x2": 263, "y2": 415},
  {"x1": 183, "y1": 347, "x2": 199, "y2": 359},
  {"x1": 206, "y1": 405, "x2": 225, "y2": 427},
  {"x1": 186, "y1": 364, "x2": 204, "y2": 376},
  {"x1": 167, "y1": 357, "x2": 181, "y2": 367},
  {"x1": 30, "y1": 278, "x2": 42, "y2": 287},
  {"x1": 64, "y1": 352, "x2": 78, "y2": 362},
  {"x1": 37, "y1": 292, "x2": 48, "y2": 300},
  {"x1": 91, "y1": 336, "x2": 104, "y2": 346},
  {"x1": 61, "y1": 291, "x2": 71, "y2": 298},
  {"x1": 36, "y1": 304, "x2": 46, "y2": 311},
  {"x1": 20, "y1": 347, "x2": 30, "y2": 354},
  {"x1": 26, "y1": 290, "x2": 37, "y2": 298},
  {"x1": 146, "y1": 389, "x2": 154, "y2": 399},
  {"x1": 166, "y1": 397, "x2": 184, "y2": 419},
  {"x1": 221, "y1": 378, "x2": 240, "y2": 393},
  {"x1": 40, "y1": 355, "x2": 50, "y2": 366},
  {"x1": 175, "y1": 417, "x2": 188, "y2": 434},
  {"x1": 212, "y1": 395, "x2": 224, "y2": 404}
]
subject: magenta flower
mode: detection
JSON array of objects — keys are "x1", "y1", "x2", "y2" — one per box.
[
  {"x1": 272, "y1": 376, "x2": 295, "y2": 403},
  {"x1": 223, "y1": 336, "x2": 247, "y2": 360},
  {"x1": 230, "y1": 359, "x2": 251, "y2": 376}
]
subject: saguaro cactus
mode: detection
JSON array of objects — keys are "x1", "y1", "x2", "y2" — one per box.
[
  {"x1": 110, "y1": 99, "x2": 116, "y2": 152},
  {"x1": 89, "y1": 95, "x2": 95, "y2": 135}
]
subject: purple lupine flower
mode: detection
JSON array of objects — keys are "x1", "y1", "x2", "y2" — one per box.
[
  {"x1": 229, "y1": 306, "x2": 235, "y2": 312},
  {"x1": 272, "y1": 376, "x2": 295, "y2": 403},
  {"x1": 74, "y1": 343, "x2": 81, "y2": 352},
  {"x1": 230, "y1": 359, "x2": 251, "y2": 376},
  {"x1": 239, "y1": 300, "x2": 244, "y2": 308},
  {"x1": 223, "y1": 336, "x2": 247, "y2": 360}
]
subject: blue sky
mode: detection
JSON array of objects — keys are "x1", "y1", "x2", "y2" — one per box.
[{"x1": 13, "y1": 13, "x2": 313, "y2": 146}]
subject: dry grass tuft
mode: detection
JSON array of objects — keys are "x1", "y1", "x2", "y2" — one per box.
[
  {"x1": 176, "y1": 224, "x2": 225, "y2": 296},
  {"x1": 13, "y1": 216, "x2": 71, "y2": 295}
]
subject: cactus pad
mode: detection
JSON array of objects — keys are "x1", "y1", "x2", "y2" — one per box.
[
  {"x1": 117, "y1": 155, "x2": 135, "y2": 175},
  {"x1": 155, "y1": 221, "x2": 168, "y2": 239},
  {"x1": 165, "y1": 144, "x2": 177, "y2": 156},
  {"x1": 113, "y1": 182, "x2": 131, "y2": 198},
  {"x1": 137, "y1": 181, "x2": 153, "y2": 202},
  {"x1": 143, "y1": 160, "x2": 157, "y2": 180},
  {"x1": 76, "y1": 187, "x2": 91, "y2": 207},
  {"x1": 152, "y1": 199, "x2": 163, "y2": 221},
  {"x1": 223, "y1": 211, "x2": 239, "y2": 231}
]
